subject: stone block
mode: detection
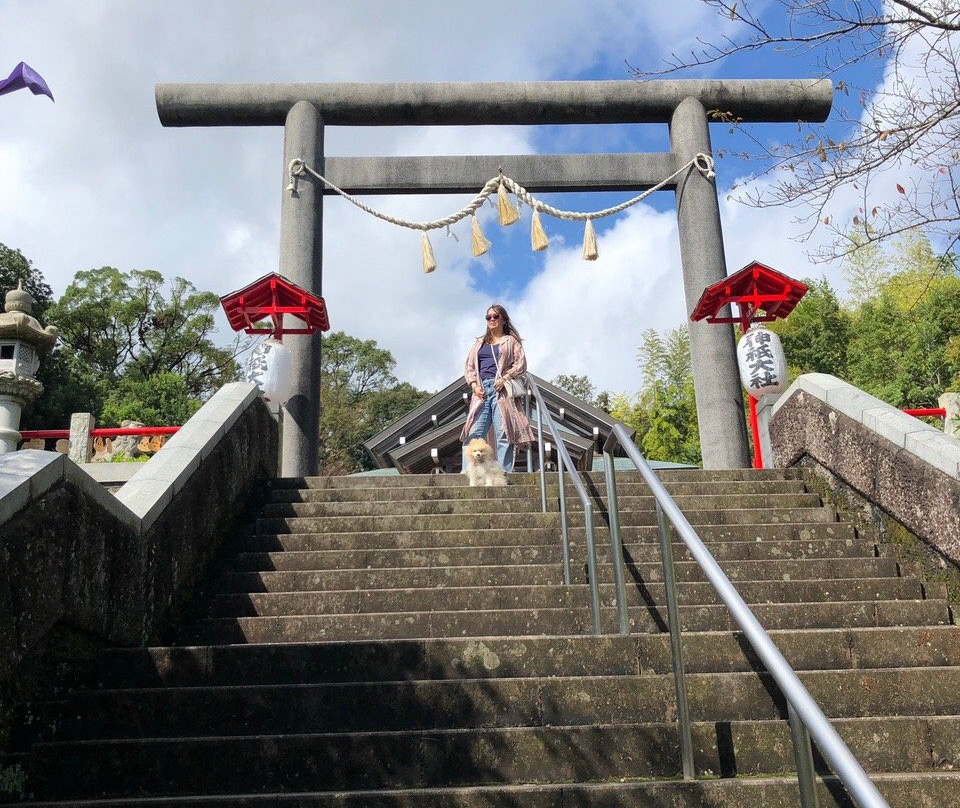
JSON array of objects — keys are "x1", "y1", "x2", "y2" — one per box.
[
  {"x1": 0, "y1": 450, "x2": 64, "y2": 525},
  {"x1": 113, "y1": 476, "x2": 173, "y2": 528},
  {"x1": 134, "y1": 446, "x2": 204, "y2": 493},
  {"x1": 903, "y1": 430, "x2": 960, "y2": 479},
  {"x1": 822, "y1": 385, "x2": 887, "y2": 423},
  {"x1": 68, "y1": 412, "x2": 95, "y2": 464},
  {"x1": 860, "y1": 406, "x2": 930, "y2": 448},
  {"x1": 165, "y1": 417, "x2": 224, "y2": 455}
]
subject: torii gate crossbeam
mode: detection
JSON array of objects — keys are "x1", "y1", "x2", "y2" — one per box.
[{"x1": 156, "y1": 79, "x2": 832, "y2": 475}]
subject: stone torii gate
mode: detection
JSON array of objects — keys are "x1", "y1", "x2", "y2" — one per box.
[{"x1": 155, "y1": 79, "x2": 833, "y2": 476}]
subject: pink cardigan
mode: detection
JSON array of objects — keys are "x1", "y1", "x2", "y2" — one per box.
[{"x1": 459, "y1": 335, "x2": 535, "y2": 446}]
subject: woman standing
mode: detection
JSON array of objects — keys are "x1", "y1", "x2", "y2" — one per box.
[{"x1": 460, "y1": 304, "x2": 534, "y2": 472}]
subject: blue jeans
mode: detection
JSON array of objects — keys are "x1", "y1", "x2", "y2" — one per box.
[{"x1": 464, "y1": 377, "x2": 514, "y2": 472}]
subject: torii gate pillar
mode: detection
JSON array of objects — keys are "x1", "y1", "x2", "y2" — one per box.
[
  {"x1": 671, "y1": 98, "x2": 750, "y2": 468},
  {"x1": 279, "y1": 101, "x2": 324, "y2": 477}
]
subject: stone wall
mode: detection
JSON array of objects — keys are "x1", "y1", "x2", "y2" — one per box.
[
  {"x1": 769, "y1": 374, "x2": 960, "y2": 568},
  {"x1": 0, "y1": 383, "x2": 278, "y2": 717}
]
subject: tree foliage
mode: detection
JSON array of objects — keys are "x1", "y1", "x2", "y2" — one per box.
[
  {"x1": 24, "y1": 347, "x2": 104, "y2": 430},
  {"x1": 615, "y1": 233, "x2": 959, "y2": 464},
  {"x1": 611, "y1": 327, "x2": 701, "y2": 465},
  {"x1": 99, "y1": 373, "x2": 203, "y2": 427},
  {"x1": 768, "y1": 277, "x2": 851, "y2": 378},
  {"x1": 0, "y1": 244, "x2": 53, "y2": 319},
  {"x1": 0, "y1": 252, "x2": 245, "y2": 428},
  {"x1": 317, "y1": 332, "x2": 431, "y2": 474},
  {"x1": 633, "y1": 0, "x2": 960, "y2": 262},
  {"x1": 0, "y1": 243, "x2": 97, "y2": 429},
  {"x1": 844, "y1": 244, "x2": 960, "y2": 405},
  {"x1": 47, "y1": 267, "x2": 241, "y2": 398},
  {"x1": 550, "y1": 373, "x2": 597, "y2": 403}
]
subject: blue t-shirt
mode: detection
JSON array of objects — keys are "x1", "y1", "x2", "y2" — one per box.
[{"x1": 478, "y1": 343, "x2": 500, "y2": 380}]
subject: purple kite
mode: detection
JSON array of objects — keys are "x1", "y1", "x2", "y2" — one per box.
[{"x1": 0, "y1": 62, "x2": 53, "y2": 101}]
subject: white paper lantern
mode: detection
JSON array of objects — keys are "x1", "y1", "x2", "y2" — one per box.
[
  {"x1": 246, "y1": 339, "x2": 294, "y2": 408},
  {"x1": 737, "y1": 324, "x2": 787, "y2": 398}
]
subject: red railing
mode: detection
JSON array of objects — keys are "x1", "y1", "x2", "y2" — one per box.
[
  {"x1": 20, "y1": 426, "x2": 180, "y2": 440},
  {"x1": 902, "y1": 408, "x2": 946, "y2": 418}
]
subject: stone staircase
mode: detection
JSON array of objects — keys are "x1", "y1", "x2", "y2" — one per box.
[{"x1": 10, "y1": 469, "x2": 960, "y2": 805}]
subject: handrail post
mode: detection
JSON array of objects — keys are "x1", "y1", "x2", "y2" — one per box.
[
  {"x1": 655, "y1": 500, "x2": 695, "y2": 780},
  {"x1": 789, "y1": 701, "x2": 822, "y2": 808},
  {"x1": 558, "y1": 453, "x2": 572, "y2": 586},
  {"x1": 583, "y1": 499, "x2": 601, "y2": 634},
  {"x1": 526, "y1": 378, "x2": 603, "y2": 635},
  {"x1": 536, "y1": 399, "x2": 547, "y2": 513},
  {"x1": 603, "y1": 449, "x2": 629, "y2": 634}
]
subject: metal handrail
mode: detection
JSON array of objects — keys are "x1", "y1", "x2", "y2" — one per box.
[
  {"x1": 524, "y1": 376, "x2": 602, "y2": 634},
  {"x1": 602, "y1": 422, "x2": 889, "y2": 808}
]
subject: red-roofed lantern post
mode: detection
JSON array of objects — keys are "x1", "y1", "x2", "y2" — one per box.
[
  {"x1": 691, "y1": 262, "x2": 808, "y2": 468},
  {"x1": 220, "y1": 273, "x2": 329, "y2": 471}
]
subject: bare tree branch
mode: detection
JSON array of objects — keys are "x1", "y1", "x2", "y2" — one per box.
[{"x1": 632, "y1": 0, "x2": 960, "y2": 263}]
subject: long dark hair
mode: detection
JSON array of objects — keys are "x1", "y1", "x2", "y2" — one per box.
[{"x1": 483, "y1": 303, "x2": 522, "y2": 344}]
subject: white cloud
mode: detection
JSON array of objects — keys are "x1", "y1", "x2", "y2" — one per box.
[{"x1": 0, "y1": 0, "x2": 914, "y2": 405}]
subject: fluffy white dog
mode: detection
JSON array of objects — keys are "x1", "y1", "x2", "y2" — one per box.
[{"x1": 464, "y1": 438, "x2": 508, "y2": 487}]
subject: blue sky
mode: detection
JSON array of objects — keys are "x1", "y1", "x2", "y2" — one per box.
[{"x1": 0, "y1": 1, "x2": 892, "y2": 396}]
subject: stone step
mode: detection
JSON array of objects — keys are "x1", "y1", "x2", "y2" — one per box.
[
  {"x1": 71, "y1": 626, "x2": 960, "y2": 691},
  {"x1": 256, "y1": 506, "x2": 838, "y2": 534},
  {"x1": 25, "y1": 716, "x2": 960, "y2": 798},
  {"x1": 259, "y1": 493, "x2": 824, "y2": 518},
  {"x1": 204, "y1": 578, "x2": 927, "y2": 618},
  {"x1": 181, "y1": 598, "x2": 951, "y2": 644},
  {"x1": 16, "y1": 465, "x2": 952, "y2": 807},
  {"x1": 207, "y1": 556, "x2": 899, "y2": 585},
  {"x1": 602, "y1": 468, "x2": 806, "y2": 483},
  {"x1": 15, "y1": 773, "x2": 960, "y2": 808},
  {"x1": 267, "y1": 468, "x2": 803, "y2": 491},
  {"x1": 643, "y1": 624, "x2": 960, "y2": 674},
  {"x1": 241, "y1": 521, "x2": 860, "y2": 552},
  {"x1": 270, "y1": 479, "x2": 811, "y2": 503},
  {"x1": 221, "y1": 538, "x2": 882, "y2": 571},
  {"x1": 44, "y1": 666, "x2": 960, "y2": 742}
]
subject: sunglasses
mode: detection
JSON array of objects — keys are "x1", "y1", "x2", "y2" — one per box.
[{"x1": 485, "y1": 314, "x2": 502, "y2": 321}]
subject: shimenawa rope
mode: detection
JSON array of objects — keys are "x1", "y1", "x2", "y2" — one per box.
[{"x1": 287, "y1": 153, "x2": 715, "y2": 272}]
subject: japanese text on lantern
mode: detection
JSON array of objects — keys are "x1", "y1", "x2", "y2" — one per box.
[{"x1": 736, "y1": 326, "x2": 787, "y2": 397}]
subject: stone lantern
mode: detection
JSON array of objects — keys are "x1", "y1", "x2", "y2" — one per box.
[{"x1": 0, "y1": 282, "x2": 58, "y2": 454}]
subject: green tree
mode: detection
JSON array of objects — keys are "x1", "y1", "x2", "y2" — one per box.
[
  {"x1": 610, "y1": 328, "x2": 701, "y2": 465},
  {"x1": 607, "y1": 391, "x2": 651, "y2": 442},
  {"x1": 0, "y1": 243, "x2": 53, "y2": 319},
  {"x1": 635, "y1": 327, "x2": 701, "y2": 464},
  {"x1": 842, "y1": 237, "x2": 891, "y2": 308},
  {"x1": 23, "y1": 351, "x2": 104, "y2": 430},
  {"x1": 768, "y1": 278, "x2": 851, "y2": 379},
  {"x1": 550, "y1": 373, "x2": 596, "y2": 403},
  {"x1": 317, "y1": 332, "x2": 431, "y2": 474},
  {"x1": 99, "y1": 373, "x2": 203, "y2": 427},
  {"x1": 322, "y1": 331, "x2": 398, "y2": 398},
  {"x1": 847, "y1": 267, "x2": 960, "y2": 406},
  {"x1": 46, "y1": 267, "x2": 241, "y2": 398},
  {"x1": 0, "y1": 243, "x2": 99, "y2": 428}
]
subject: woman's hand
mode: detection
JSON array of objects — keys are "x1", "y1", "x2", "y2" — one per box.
[
  {"x1": 493, "y1": 378, "x2": 505, "y2": 393},
  {"x1": 472, "y1": 382, "x2": 485, "y2": 399}
]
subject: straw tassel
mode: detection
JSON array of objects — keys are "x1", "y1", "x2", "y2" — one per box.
[
  {"x1": 530, "y1": 208, "x2": 549, "y2": 251},
  {"x1": 421, "y1": 231, "x2": 437, "y2": 273},
  {"x1": 471, "y1": 214, "x2": 491, "y2": 256},
  {"x1": 497, "y1": 182, "x2": 521, "y2": 226},
  {"x1": 581, "y1": 219, "x2": 599, "y2": 261}
]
